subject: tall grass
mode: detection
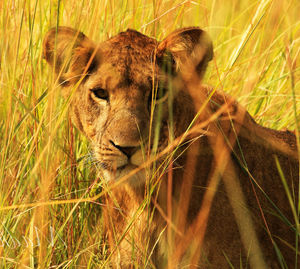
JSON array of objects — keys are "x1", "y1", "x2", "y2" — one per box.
[{"x1": 0, "y1": 0, "x2": 299, "y2": 267}]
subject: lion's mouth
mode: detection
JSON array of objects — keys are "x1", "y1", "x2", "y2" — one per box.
[
  {"x1": 97, "y1": 146, "x2": 164, "y2": 182},
  {"x1": 101, "y1": 162, "x2": 147, "y2": 182},
  {"x1": 97, "y1": 148, "x2": 145, "y2": 171}
]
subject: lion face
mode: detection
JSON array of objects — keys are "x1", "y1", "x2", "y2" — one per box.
[{"x1": 43, "y1": 27, "x2": 213, "y2": 181}]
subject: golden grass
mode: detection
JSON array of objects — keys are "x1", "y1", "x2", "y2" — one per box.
[{"x1": 0, "y1": 0, "x2": 299, "y2": 267}]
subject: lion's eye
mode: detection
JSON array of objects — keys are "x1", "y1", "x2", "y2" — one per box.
[{"x1": 91, "y1": 88, "x2": 109, "y2": 100}]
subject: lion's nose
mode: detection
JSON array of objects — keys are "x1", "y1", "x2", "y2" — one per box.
[{"x1": 110, "y1": 140, "x2": 139, "y2": 158}]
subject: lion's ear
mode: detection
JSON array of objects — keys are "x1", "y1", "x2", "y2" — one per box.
[
  {"x1": 43, "y1": 26, "x2": 101, "y2": 86},
  {"x1": 157, "y1": 27, "x2": 213, "y2": 78}
]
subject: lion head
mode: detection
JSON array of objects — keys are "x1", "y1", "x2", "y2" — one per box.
[{"x1": 43, "y1": 27, "x2": 213, "y2": 181}]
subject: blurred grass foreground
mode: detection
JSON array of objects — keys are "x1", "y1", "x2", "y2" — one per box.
[{"x1": 0, "y1": 0, "x2": 299, "y2": 267}]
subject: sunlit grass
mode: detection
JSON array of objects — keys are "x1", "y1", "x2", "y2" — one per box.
[{"x1": 0, "y1": 0, "x2": 299, "y2": 267}]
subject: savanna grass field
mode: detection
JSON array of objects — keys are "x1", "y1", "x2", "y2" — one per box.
[{"x1": 0, "y1": 0, "x2": 299, "y2": 267}]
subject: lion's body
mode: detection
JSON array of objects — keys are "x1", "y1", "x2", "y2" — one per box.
[{"x1": 43, "y1": 27, "x2": 299, "y2": 268}]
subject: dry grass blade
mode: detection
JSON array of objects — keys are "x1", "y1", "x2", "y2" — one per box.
[{"x1": 0, "y1": 0, "x2": 299, "y2": 267}]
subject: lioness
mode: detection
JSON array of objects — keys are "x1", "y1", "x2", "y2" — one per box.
[{"x1": 43, "y1": 27, "x2": 299, "y2": 268}]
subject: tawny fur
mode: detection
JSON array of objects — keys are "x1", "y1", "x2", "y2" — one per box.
[{"x1": 43, "y1": 26, "x2": 299, "y2": 268}]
